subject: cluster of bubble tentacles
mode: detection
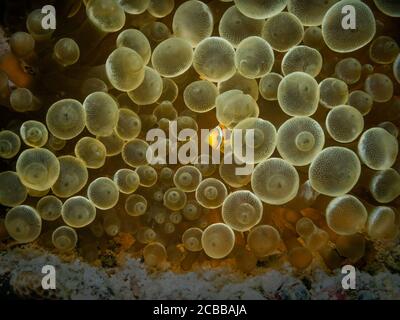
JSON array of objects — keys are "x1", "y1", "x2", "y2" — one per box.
[{"x1": 0, "y1": 0, "x2": 399, "y2": 272}]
